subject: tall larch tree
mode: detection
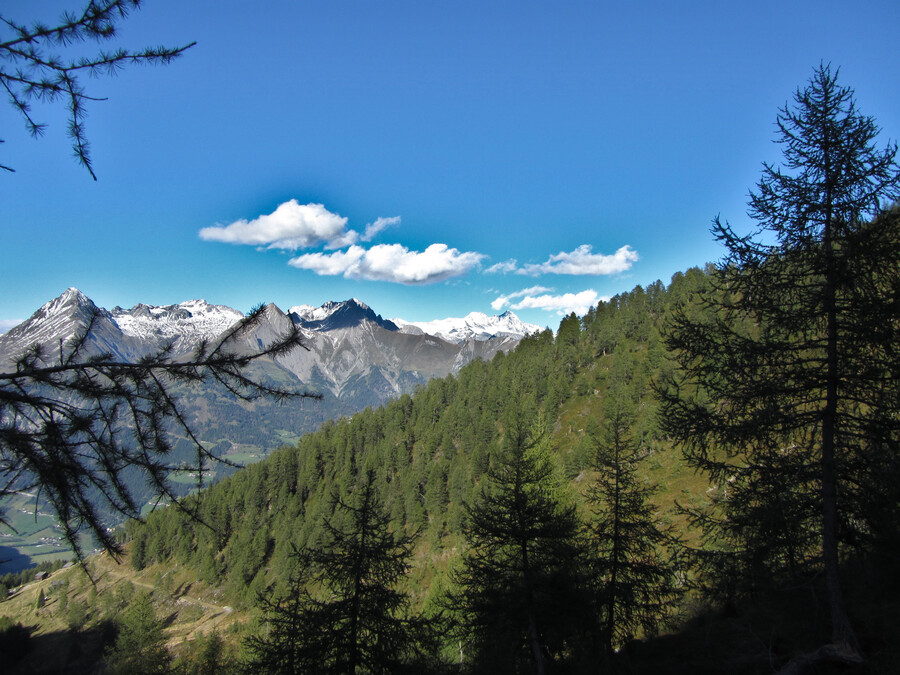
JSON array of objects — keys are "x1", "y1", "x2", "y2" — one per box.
[
  {"x1": 659, "y1": 64, "x2": 900, "y2": 669},
  {"x1": 243, "y1": 470, "x2": 435, "y2": 674}
]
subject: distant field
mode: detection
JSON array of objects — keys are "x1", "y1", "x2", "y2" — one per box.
[
  {"x1": 0, "y1": 433, "x2": 296, "y2": 572},
  {"x1": 0, "y1": 493, "x2": 93, "y2": 573},
  {"x1": 273, "y1": 429, "x2": 303, "y2": 445},
  {"x1": 168, "y1": 470, "x2": 215, "y2": 486},
  {"x1": 221, "y1": 444, "x2": 265, "y2": 465}
]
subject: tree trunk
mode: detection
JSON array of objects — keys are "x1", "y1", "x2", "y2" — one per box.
[
  {"x1": 604, "y1": 425, "x2": 622, "y2": 673},
  {"x1": 821, "y1": 194, "x2": 860, "y2": 655},
  {"x1": 520, "y1": 530, "x2": 546, "y2": 675}
]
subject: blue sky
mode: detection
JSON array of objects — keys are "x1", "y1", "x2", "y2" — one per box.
[{"x1": 2, "y1": 0, "x2": 899, "y2": 331}]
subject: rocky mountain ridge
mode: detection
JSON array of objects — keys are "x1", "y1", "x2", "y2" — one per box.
[{"x1": 0, "y1": 288, "x2": 536, "y2": 423}]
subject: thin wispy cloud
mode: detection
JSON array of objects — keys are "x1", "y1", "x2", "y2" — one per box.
[
  {"x1": 487, "y1": 245, "x2": 638, "y2": 277},
  {"x1": 491, "y1": 286, "x2": 553, "y2": 311},
  {"x1": 289, "y1": 243, "x2": 485, "y2": 285},
  {"x1": 363, "y1": 216, "x2": 400, "y2": 242},
  {"x1": 199, "y1": 201, "x2": 352, "y2": 250},
  {"x1": 485, "y1": 259, "x2": 518, "y2": 274}
]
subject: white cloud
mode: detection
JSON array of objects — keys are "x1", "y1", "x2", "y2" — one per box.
[
  {"x1": 289, "y1": 243, "x2": 485, "y2": 285},
  {"x1": 485, "y1": 259, "x2": 518, "y2": 274},
  {"x1": 491, "y1": 297, "x2": 509, "y2": 311},
  {"x1": 508, "y1": 289, "x2": 607, "y2": 316},
  {"x1": 287, "y1": 246, "x2": 367, "y2": 275},
  {"x1": 362, "y1": 216, "x2": 400, "y2": 242},
  {"x1": 198, "y1": 200, "x2": 352, "y2": 250},
  {"x1": 491, "y1": 286, "x2": 553, "y2": 311},
  {"x1": 0, "y1": 318, "x2": 24, "y2": 334},
  {"x1": 519, "y1": 244, "x2": 638, "y2": 276}
]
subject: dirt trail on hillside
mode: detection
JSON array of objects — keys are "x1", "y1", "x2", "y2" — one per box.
[
  {"x1": 93, "y1": 556, "x2": 239, "y2": 643},
  {"x1": 102, "y1": 564, "x2": 224, "y2": 609}
]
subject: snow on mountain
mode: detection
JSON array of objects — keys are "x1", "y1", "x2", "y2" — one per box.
[
  {"x1": 289, "y1": 299, "x2": 399, "y2": 332},
  {"x1": 391, "y1": 310, "x2": 541, "y2": 344},
  {"x1": 111, "y1": 299, "x2": 243, "y2": 352},
  {"x1": 3, "y1": 287, "x2": 95, "y2": 347},
  {"x1": 289, "y1": 298, "x2": 380, "y2": 322},
  {"x1": 1, "y1": 290, "x2": 531, "y2": 404},
  {"x1": 288, "y1": 299, "x2": 358, "y2": 323},
  {"x1": 0, "y1": 288, "x2": 535, "y2": 511},
  {"x1": 0, "y1": 287, "x2": 146, "y2": 364}
]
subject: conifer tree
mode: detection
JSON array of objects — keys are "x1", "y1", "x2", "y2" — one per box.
[
  {"x1": 1, "y1": 1, "x2": 195, "y2": 178},
  {"x1": 243, "y1": 566, "x2": 312, "y2": 674},
  {"x1": 105, "y1": 592, "x2": 171, "y2": 675},
  {"x1": 445, "y1": 411, "x2": 591, "y2": 674},
  {"x1": 588, "y1": 366, "x2": 681, "y2": 670},
  {"x1": 244, "y1": 470, "x2": 434, "y2": 674},
  {"x1": 659, "y1": 64, "x2": 900, "y2": 667}
]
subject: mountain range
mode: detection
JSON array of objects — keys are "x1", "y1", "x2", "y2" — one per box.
[{"x1": 0, "y1": 288, "x2": 541, "y2": 466}]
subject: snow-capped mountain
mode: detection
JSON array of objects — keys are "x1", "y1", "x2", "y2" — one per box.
[
  {"x1": 391, "y1": 310, "x2": 542, "y2": 343},
  {"x1": 111, "y1": 299, "x2": 243, "y2": 352},
  {"x1": 0, "y1": 289, "x2": 538, "y2": 524},
  {"x1": 0, "y1": 287, "x2": 146, "y2": 364},
  {"x1": 289, "y1": 298, "x2": 400, "y2": 333},
  {"x1": 0, "y1": 289, "x2": 246, "y2": 365},
  {"x1": 250, "y1": 300, "x2": 517, "y2": 399},
  {"x1": 0, "y1": 290, "x2": 530, "y2": 445}
]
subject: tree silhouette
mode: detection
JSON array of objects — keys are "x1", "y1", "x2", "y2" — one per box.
[
  {"x1": 244, "y1": 470, "x2": 435, "y2": 674},
  {"x1": 0, "y1": 304, "x2": 317, "y2": 560},
  {"x1": 445, "y1": 412, "x2": 591, "y2": 674},
  {"x1": 1, "y1": 0, "x2": 195, "y2": 178},
  {"x1": 659, "y1": 64, "x2": 900, "y2": 668},
  {"x1": 588, "y1": 366, "x2": 681, "y2": 671}
]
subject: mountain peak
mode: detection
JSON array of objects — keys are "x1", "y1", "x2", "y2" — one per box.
[
  {"x1": 0, "y1": 288, "x2": 127, "y2": 363},
  {"x1": 391, "y1": 310, "x2": 541, "y2": 343},
  {"x1": 289, "y1": 299, "x2": 397, "y2": 332},
  {"x1": 348, "y1": 297, "x2": 370, "y2": 310},
  {"x1": 61, "y1": 286, "x2": 88, "y2": 301},
  {"x1": 111, "y1": 298, "x2": 244, "y2": 349},
  {"x1": 49, "y1": 287, "x2": 95, "y2": 312},
  {"x1": 26, "y1": 288, "x2": 101, "y2": 329}
]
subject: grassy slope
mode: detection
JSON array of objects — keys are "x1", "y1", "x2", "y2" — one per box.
[{"x1": 1, "y1": 549, "x2": 246, "y2": 674}]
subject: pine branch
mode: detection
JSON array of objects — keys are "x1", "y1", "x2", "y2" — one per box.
[{"x1": 1, "y1": 2, "x2": 195, "y2": 177}]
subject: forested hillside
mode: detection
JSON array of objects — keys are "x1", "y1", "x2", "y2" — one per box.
[
  {"x1": 132, "y1": 270, "x2": 697, "y2": 572},
  {"x1": 125, "y1": 197, "x2": 900, "y2": 672},
  {"x1": 126, "y1": 268, "x2": 710, "y2": 657}
]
